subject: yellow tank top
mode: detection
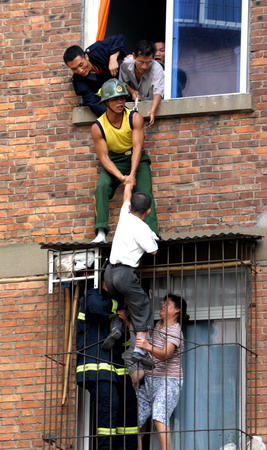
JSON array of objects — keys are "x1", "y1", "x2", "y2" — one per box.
[{"x1": 96, "y1": 108, "x2": 135, "y2": 154}]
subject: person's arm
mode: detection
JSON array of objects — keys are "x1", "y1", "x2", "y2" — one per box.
[
  {"x1": 125, "y1": 84, "x2": 141, "y2": 101},
  {"x1": 85, "y1": 289, "x2": 113, "y2": 317},
  {"x1": 123, "y1": 183, "x2": 133, "y2": 203},
  {"x1": 135, "y1": 337, "x2": 176, "y2": 360},
  {"x1": 89, "y1": 35, "x2": 127, "y2": 72},
  {"x1": 91, "y1": 123, "x2": 127, "y2": 182},
  {"x1": 148, "y1": 93, "x2": 162, "y2": 127},
  {"x1": 124, "y1": 112, "x2": 144, "y2": 187},
  {"x1": 119, "y1": 60, "x2": 140, "y2": 101},
  {"x1": 72, "y1": 76, "x2": 106, "y2": 116},
  {"x1": 147, "y1": 62, "x2": 165, "y2": 127},
  {"x1": 117, "y1": 309, "x2": 132, "y2": 329},
  {"x1": 109, "y1": 51, "x2": 120, "y2": 77},
  {"x1": 106, "y1": 34, "x2": 126, "y2": 59}
]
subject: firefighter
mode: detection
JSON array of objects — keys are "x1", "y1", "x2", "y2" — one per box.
[{"x1": 76, "y1": 282, "x2": 138, "y2": 449}]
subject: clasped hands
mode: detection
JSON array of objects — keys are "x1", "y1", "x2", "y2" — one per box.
[{"x1": 120, "y1": 173, "x2": 136, "y2": 187}]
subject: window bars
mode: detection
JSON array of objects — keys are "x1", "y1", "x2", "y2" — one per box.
[{"x1": 42, "y1": 235, "x2": 259, "y2": 450}]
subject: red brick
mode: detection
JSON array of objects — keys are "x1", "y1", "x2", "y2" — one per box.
[{"x1": 1, "y1": 0, "x2": 267, "y2": 448}]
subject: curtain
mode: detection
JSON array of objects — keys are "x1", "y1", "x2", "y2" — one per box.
[
  {"x1": 96, "y1": 0, "x2": 111, "y2": 41},
  {"x1": 149, "y1": 271, "x2": 245, "y2": 449},
  {"x1": 84, "y1": 0, "x2": 110, "y2": 46},
  {"x1": 172, "y1": 320, "x2": 241, "y2": 449},
  {"x1": 150, "y1": 270, "x2": 246, "y2": 314}
]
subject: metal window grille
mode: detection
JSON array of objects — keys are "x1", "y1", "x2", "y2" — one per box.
[{"x1": 41, "y1": 235, "x2": 259, "y2": 450}]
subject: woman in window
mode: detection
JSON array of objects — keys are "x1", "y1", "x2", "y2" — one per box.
[{"x1": 135, "y1": 293, "x2": 187, "y2": 450}]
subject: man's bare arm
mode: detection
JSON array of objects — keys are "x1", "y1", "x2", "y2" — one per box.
[
  {"x1": 123, "y1": 183, "x2": 133, "y2": 203},
  {"x1": 109, "y1": 51, "x2": 120, "y2": 76},
  {"x1": 124, "y1": 113, "x2": 144, "y2": 186},
  {"x1": 125, "y1": 84, "x2": 141, "y2": 101},
  {"x1": 148, "y1": 93, "x2": 162, "y2": 127}
]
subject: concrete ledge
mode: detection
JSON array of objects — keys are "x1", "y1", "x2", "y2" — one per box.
[
  {"x1": 72, "y1": 93, "x2": 255, "y2": 126},
  {"x1": 0, "y1": 244, "x2": 47, "y2": 278}
]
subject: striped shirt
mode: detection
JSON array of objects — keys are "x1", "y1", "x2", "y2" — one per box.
[{"x1": 145, "y1": 321, "x2": 184, "y2": 379}]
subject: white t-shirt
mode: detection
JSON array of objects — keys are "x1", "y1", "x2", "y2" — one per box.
[{"x1": 109, "y1": 202, "x2": 158, "y2": 267}]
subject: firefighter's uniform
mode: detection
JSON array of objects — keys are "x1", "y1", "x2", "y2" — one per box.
[{"x1": 76, "y1": 288, "x2": 138, "y2": 449}]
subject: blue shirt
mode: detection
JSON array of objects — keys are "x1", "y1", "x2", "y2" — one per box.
[{"x1": 72, "y1": 34, "x2": 127, "y2": 116}]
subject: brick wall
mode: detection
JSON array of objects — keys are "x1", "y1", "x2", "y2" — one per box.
[
  {"x1": 1, "y1": 2, "x2": 266, "y2": 244},
  {"x1": 146, "y1": 115, "x2": 266, "y2": 233},
  {"x1": 1, "y1": 0, "x2": 267, "y2": 448},
  {"x1": 250, "y1": 265, "x2": 267, "y2": 439},
  {"x1": 0, "y1": 280, "x2": 47, "y2": 448}
]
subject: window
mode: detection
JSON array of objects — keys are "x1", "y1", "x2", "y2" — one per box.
[
  {"x1": 42, "y1": 235, "x2": 258, "y2": 449},
  {"x1": 167, "y1": 0, "x2": 245, "y2": 98},
  {"x1": 104, "y1": 0, "x2": 249, "y2": 100},
  {"x1": 145, "y1": 269, "x2": 247, "y2": 449}
]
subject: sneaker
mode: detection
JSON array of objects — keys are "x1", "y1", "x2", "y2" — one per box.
[
  {"x1": 102, "y1": 328, "x2": 122, "y2": 350},
  {"x1": 91, "y1": 235, "x2": 107, "y2": 244},
  {"x1": 91, "y1": 228, "x2": 107, "y2": 244},
  {"x1": 131, "y1": 351, "x2": 155, "y2": 369}
]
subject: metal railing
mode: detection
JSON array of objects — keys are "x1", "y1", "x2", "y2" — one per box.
[{"x1": 42, "y1": 235, "x2": 258, "y2": 450}]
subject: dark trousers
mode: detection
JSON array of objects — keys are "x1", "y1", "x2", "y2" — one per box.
[
  {"x1": 88, "y1": 379, "x2": 138, "y2": 449},
  {"x1": 104, "y1": 264, "x2": 152, "y2": 332},
  {"x1": 94, "y1": 152, "x2": 158, "y2": 234}
]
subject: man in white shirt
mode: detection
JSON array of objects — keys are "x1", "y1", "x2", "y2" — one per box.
[
  {"x1": 119, "y1": 40, "x2": 164, "y2": 127},
  {"x1": 104, "y1": 184, "x2": 158, "y2": 368}
]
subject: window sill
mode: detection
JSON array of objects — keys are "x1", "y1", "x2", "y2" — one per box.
[{"x1": 72, "y1": 93, "x2": 254, "y2": 126}]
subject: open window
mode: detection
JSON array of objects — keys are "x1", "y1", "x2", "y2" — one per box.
[{"x1": 104, "y1": 0, "x2": 248, "y2": 99}]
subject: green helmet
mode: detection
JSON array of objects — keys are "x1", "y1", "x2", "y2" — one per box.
[{"x1": 99, "y1": 78, "x2": 128, "y2": 103}]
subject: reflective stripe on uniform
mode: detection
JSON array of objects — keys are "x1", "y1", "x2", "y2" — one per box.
[
  {"x1": 111, "y1": 298, "x2": 118, "y2": 314},
  {"x1": 78, "y1": 302, "x2": 118, "y2": 320},
  {"x1": 122, "y1": 338, "x2": 131, "y2": 348},
  {"x1": 97, "y1": 427, "x2": 116, "y2": 435},
  {"x1": 76, "y1": 362, "x2": 129, "y2": 376},
  {"x1": 116, "y1": 426, "x2": 139, "y2": 435}
]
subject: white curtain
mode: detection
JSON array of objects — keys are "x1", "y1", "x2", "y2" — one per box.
[
  {"x1": 149, "y1": 269, "x2": 246, "y2": 450},
  {"x1": 84, "y1": 0, "x2": 101, "y2": 47},
  {"x1": 172, "y1": 320, "x2": 241, "y2": 450}
]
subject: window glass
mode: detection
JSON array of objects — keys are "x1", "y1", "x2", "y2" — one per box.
[
  {"x1": 104, "y1": 0, "x2": 246, "y2": 100},
  {"x1": 206, "y1": 0, "x2": 241, "y2": 22},
  {"x1": 173, "y1": 319, "x2": 241, "y2": 449},
  {"x1": 173, "y1": 269, "x2": 247, "y2": 309},
  {"x1": 172, "y1": 0, "x2": 242, "y2": 98},
  {"x1": 146, "y1": 269, "x2": 246, "y2": 448},
  {"x1": 148, "y1": 268, "x2": 247, "y2": 313}
]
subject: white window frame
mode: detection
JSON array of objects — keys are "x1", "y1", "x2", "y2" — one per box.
[
  {"x1": 162, "y1": 270, "x2": 247, "y2": 450},
  {"x1": 47, "y1": 247, "x2": 100, "y2": 294},
  {"x1": 164, "y1": 0, "x2": 249, "y2": 99}
]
